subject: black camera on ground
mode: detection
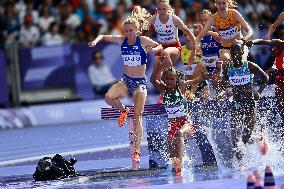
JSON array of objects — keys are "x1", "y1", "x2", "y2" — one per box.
[{"x1": 33, "y1": 154, "x2": 78, "y2": 181}]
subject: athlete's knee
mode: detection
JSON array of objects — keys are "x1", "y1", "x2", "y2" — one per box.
[
  {"x1": 219, "y1": 53, "x2": 230, "y2": 62},
  {"x1": 104, "y1": 93, "x2": 115, "y2": 104},
  {"x1": 160, "y1": 50, "x2": 171, "y2": 60}
]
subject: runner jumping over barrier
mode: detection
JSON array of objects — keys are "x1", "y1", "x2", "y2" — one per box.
[
  {"x1": 88, "y1": 7, "x2": 163, "y2": 170},
  {"x1": 195, "y1": 0, "x2": 253, "y2": 62}
]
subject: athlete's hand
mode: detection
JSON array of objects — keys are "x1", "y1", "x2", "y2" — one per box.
[
  {"x1": 145, "y1": 46, "x2": 155, "y2": 52},
  {"x1": 245, "y1": 40, "x2": 253, "y2": 48},
  {"x1": 193, "y1": 24, "x2": 203, "y2": 34},
  {"x1": 88, "y1": 41, "x2": 96, "y2": 47},
  {"x1": 263, "y1": 33, "x2": 271, "y2": 40}
]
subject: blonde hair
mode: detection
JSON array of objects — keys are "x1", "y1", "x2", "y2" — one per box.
[
  {"x1": 156, "y1": 0, "x2": 175, "y2": 14},
  {"x1": 123, "y1": 6, "x2": 151, "y2": 32},
  {"x1": 200, "y1": 9, "x2": 212, "y2": 16},
  {"x1": 227, "y1": 0, "x2": 237, "y2": 8},
  {"x1": 215, "y1": 0, "x2": 237, "y2": 9}
]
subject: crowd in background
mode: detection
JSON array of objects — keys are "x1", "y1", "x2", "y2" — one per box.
[{"x1": 0, "y1": 0, "x2": 283, "y2": 68}]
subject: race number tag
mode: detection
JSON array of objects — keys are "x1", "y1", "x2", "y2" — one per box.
[
  {"x1": 229, "y1": 74, "x2": 251, "y2": 85},
  {"x1": 219, "y1": 26, "x2": 240, "y2": 40},
  {"x1": 122, "y1": 55, "x2": 142, "y2": 66},
  {"x1": 202, "y1": 55, "x2": 218, "y2": 67}
]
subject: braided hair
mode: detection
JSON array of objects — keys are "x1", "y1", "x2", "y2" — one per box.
[{"x1": 162, "y1": 67, "x2": 184, "y2": 82}]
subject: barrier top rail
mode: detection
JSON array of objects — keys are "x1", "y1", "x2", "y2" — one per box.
[
  {"x1": 101, "y1": 97, "x2": 277, "y2": 120},
  {"x1": 101, "y1": 104, "x2": 166, "y2": 119}
]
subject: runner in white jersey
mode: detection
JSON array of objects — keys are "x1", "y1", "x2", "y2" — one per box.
[{"x1": 148, "y1": 0, "x2": 195, "y2": 81}]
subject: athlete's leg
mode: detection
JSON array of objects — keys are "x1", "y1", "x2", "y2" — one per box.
[
  {"x1": 219, "y1": 49, "x2": 231, "y2": 62},
  {"x1": 152, "y1": 47, "x2": 180, "y2": 71},
  {"x1": 242, "y1": 45, "x2": 249, "y2": 61},
  {"x1": 242, "y1": 103, "x2": 256, "y2": 144},
  {"x1": 163, "y1": 47, "x2": 180, "y2": 67},
  {"x1": 105, "y1": 81, "x2": 128, "y2": 111},
  {"x1": 230, "y1": 103, "x2": 243, "y2": 161},
  {"x1": 168, "y1": 133, "x2": 183, "y2": 176},
  {"x1": 132, "y1": 86, "x2": 147, "y2": 153},
  {"x1": 179, "y1": 123, "x2": 195, "y2": 139}
]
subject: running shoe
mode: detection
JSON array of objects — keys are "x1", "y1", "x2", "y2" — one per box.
[
  {"x1": 172, "y1": 157, "x2": 182, "y2": 176},
  {"x1": 175, "y1": 167, "x2": 182, "y2": 176},
  {"x1": 118, "y1": 109, "x2": 128, "y2": 127}
]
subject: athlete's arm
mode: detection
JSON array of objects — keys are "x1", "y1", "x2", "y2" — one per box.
[
  {"x1": 207, "y1": 31, "x2": 222, "y2": 42},
  {"x1": 88, "y1": 35, "x2": 124, "y2": 47},
  {"x1": 249, "y1": 62, "x2": 269, "y2": 95},
  {"x1": 173, "y1": 15, "x2": 196, "y2": 53},
  {"x1": 150, "y1": 62, "x2": 166, "y2": 93},
  {"x1": 233, "y1": 10, "x2": 253, "y2": 41},
  {"x1": 145, "y1": 15, "x2": 157, "y2": 37},
  {"x1": 140, "y1": 36, "x2": 163, "y2": 53},
  {"x1": 251, "y1": 39, "x2": 284, "y2": 47},
  {"x1": 173, "y1": 15, "x2": 195, "y2": 42},
  {"x1": 264, "y1": 12, "x2": 284, "y2": 40},
  {"x1": 184, "y1": 66, "x2": 206, "y2": 87},
  {"x1": 220, "y1": 63, "x2": 230, "y2": 90},
  {"x1": 196, "y1": 16, "x2": 215, "y2": 43}
]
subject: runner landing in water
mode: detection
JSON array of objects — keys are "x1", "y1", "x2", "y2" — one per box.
[{"x1": 219, "y1": 41, "x2": 269, "y2": 167}]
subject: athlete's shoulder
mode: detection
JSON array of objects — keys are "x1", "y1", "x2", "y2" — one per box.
[
  {"x1": 171, "y1": 14, "x2": 183, "y2": 22},
  {"x1": 230, "y1": 9, "x2": 241, "y2": 16},
  {"x1": 246, "y1": 60, "x2": 259, "y2": 69},
  {"x1": 149, "y1": 14, "x2": 158, "y2": 24}
]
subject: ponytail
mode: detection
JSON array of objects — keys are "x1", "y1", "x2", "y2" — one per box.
[
  {"x1": 227, "y1": 0, "x2": 238, "y2": 9},
  {"x1": 123, "y1": 6, "x2": 151, "y2": 32}
]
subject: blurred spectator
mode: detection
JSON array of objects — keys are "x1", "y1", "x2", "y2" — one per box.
[
  {"x1": 88, "y1": 50, "x2": 116, "y2": 95},
  {"x1": 58, "y1": 3, "x2": 81, "y2": 31},
  {"x1": 38, "y1": 6, "x2": 55, "y2": 33},
  {"x1": 238, "y1": 0, "x2": 254, "y2": 17},
  {"x1": 98, "y1": 6, "x2": 113, "y2": 34},
  {"x1": 172, "y1": 0, "x2": 187, "y2": 21},
  {"x1": 15, "y1": 0, "x2": 26, "y2": 16},
  {"x1": 0, "y1": 1, "x2": 20, "y2": 48},
  {"x1": 19, "y1": 0, "x2": 39, "y2": 25},
  {"x1": 74, "y1": 0, "x2": 89, "y2": 21},
  {"x1": 18, "y1": 13, "x2": 39, "y2": 48},
  {"x1": 80, "y1": 13, "x2": 100, "y2": 37},
  {"x1": 37, "y1": 0, "x2": 57, "y2": 17},
  {"x1": 91, "y1": 0, "x2": 104, "y2": 22},
  {"x1": 59, "y1": 24, "x2": 73, "y2": 44},
  {"x1": 41, "y1": 22, "x2": 63, "y2": 46}
]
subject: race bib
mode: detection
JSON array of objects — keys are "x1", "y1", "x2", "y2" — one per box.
[
  {"x1": 122, "y1": 55, "x2": 142, "y2": 66},
  {"x1": 229, "y1": 74, "x2": 251, "y2": 85},
  {"x1": 165, "y1": 103, "x2": 186, "y2": 119},
  {"x1": 219, "y1": 26, "x2": 240, "y2": 40},
  {"x1": 183, "y1": 63, "x2": 197, "y2": 76},
  {"x1": 202, "y1": 55, "x2": 218, "y2": 67}
]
